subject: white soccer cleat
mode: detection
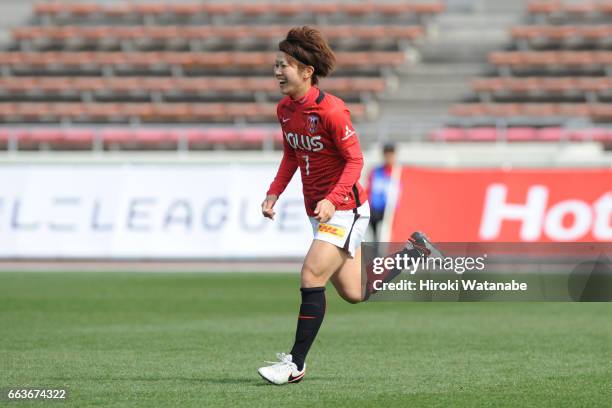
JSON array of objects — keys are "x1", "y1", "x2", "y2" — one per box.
[{"x1": 257, "y1": 353, "x2": 306, "y2": 385}]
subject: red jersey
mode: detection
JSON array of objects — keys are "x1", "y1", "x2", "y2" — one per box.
[{"x1": 267, "y1": 86, "x2": 367, "y2": 217}]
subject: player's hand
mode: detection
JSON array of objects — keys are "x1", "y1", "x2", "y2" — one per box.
[
  {"x1": 261, "y1": 194, "x2": 278, "y2": 220},
  {"x1": 314, "y1": 199, "x2": 335, "y2": 223}
]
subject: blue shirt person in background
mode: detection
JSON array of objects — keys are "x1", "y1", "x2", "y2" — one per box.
[{"x1": 366, "y1": 142, "x2": 397, "y2": 247}]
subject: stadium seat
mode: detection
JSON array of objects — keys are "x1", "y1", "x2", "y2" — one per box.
[
  {"x1": 10, "y1": 102, "x2": 364, "y2": 123},
  {"x1": 33, "y1": 2, "x2": 445, "y2": 20},
  {"x1": 0, "y1": 77, "x2": 386, "y2": 103},
  {"x1": 25, "y1": 128, "x2": 64, "y2": 143},
  {"x1": 489, "y1": 51, "x2": 612, "y2": 68},
  {"x1": 512, "y1": 25, "x2": 612, "y2": 41},
  {"x1": 488, "y1": 51, "x2": 612, "y2": 77},
  {"x1": 1, "y1": 1, "x2": 440, "y2": 150},
  {"x1": 0, "y1": 128, "x2": 10, "y2": 141},
  {"x1": 511, "y1": 24, "x2": 612, "y2": 52},
  {"x1": 450, "y1": 103, "x2": 611, "y2": 120},
  {"x1": 528, "y1": 1, "x2": 612, "y2": 20},
  {"x1": 13, "y1": 25, "x2": 424, "y2": 46},
  {"x1": 431, "y1": 126, "x2": 612, "y2": 142},
  {"x1": 187, "y1": 128, "x2": 240, "y2": 145},
  {"x1": 60, "y1": 128, "x2": 95, "y2": 144},
  {"x1": 0, "y1": 51, "x2": 407, "y2": 73},
  {"x1": 44, "y1": 127, "x2": 281, "y2": 149},
  {"x1": 100, "y1": 128, "x2": 134, "y2": 144},
  {"x1": 471, "y1": 77, "x2": 612, "y2": 101}
]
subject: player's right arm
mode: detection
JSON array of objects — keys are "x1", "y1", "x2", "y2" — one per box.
[{"x1": 263, "y1": 128, "x2": 297, "y2": 220}]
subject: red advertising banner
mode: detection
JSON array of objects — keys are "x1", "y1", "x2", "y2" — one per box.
[{"x1": 390, "y1": 167, "x2": 612, "y2": 243}]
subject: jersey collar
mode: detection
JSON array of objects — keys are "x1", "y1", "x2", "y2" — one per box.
[{"x1": 290, "y1": 86, "x2": 319, "y2": 106}]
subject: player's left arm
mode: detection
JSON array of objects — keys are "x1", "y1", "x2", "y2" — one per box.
[{"x1": 317, "y1": 106, "x2": 364, "y2": 221}]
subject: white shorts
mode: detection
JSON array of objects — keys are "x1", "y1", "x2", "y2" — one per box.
[{"x1": 309, "y1": 201, "x2": 370, "y2": 258}]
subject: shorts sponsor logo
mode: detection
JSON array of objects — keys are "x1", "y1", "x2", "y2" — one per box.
[{"x1": 318, "y1": 223, "x2": 346, "y2": 238}]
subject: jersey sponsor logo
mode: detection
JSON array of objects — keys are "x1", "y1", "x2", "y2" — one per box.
[
  {"x1": 318, "y1": 223, "x2": 346, "y2": 238},
  {"x1": 284, "y1": 131, "x2": 324, "y2": 152},
  {"x1": 341, "y1": 125, "x2": 356, "y2": 141},
  {"x1": 281, "y1": 117, "x2": 291, "y2": 124},
  {"x1": 306, "y1": 114, "x2": 320, "y2": 134}
]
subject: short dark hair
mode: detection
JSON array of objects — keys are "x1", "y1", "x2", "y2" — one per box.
[
  {"x1": 383, "y1": 142, "x2": 396, "y2": 153},
  {"x1": 278, "y1": 26, "x2": 336, "y2": 85}
]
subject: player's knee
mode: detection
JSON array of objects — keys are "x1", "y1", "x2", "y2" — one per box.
[
  {"x1": 344, "y1": 295, "x2": 362, "y2": 304},
  {"x1": 342, "y1": 290, "x2": 363, "y2": 304},
  {"x1": 301, "y1": 263, "x2": 325, "y2": 287}
]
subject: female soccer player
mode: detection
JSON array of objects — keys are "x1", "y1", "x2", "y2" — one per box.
[{"x1": 258, "y1": 26, "x2": 436, "y2": 385}]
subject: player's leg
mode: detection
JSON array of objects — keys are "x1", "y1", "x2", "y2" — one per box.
[
  {"x1": 328, "y1": 202, "x2": 371, "y2": 303},
  {"x1": 364, "y1": 231, "x2": 443, "y2": 300},
  {"x1": 330, "y1": 245, "x2": 363, "y2": 304},
  {"x1": 258, "y1": 239, "x2": 345, "y2": 385},
  {"x1": 290, "y1": 239, "x2": 345, "y2": 370},
  {"x1": 300, "y1": 239, "x2": 346, "y2": 288}
]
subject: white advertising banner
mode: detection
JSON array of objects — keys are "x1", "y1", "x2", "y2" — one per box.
[{"x1": 0, "y1": 164, "x2": 312, "y2": 259}]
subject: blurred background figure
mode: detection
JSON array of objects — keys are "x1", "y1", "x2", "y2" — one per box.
[{"x1": 366, "y1": 142, "x2": 399, "y2": 247}]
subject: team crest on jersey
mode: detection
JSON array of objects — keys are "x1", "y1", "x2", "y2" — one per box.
[{"x1": 306, "y1": 114, "x2": 320, "y2": 134}]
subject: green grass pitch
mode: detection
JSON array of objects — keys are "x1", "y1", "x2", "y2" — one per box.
[{"x1": 1, "y1": 272, "x2": 611, "y2": 407}]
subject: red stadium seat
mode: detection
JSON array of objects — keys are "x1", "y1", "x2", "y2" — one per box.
[
  {"x1": 25, "y1": 128, "x2": 63, "y2": 143},
  {"x1": 200, "y1": 3, "x2": 234, "y2": 16},
  {"x1": 61, "y1": 128, "x2": 95, "y2": 144},
  {"x1": 33, "y1": 2, "x2": 446, "y2": 19},
  {"x1": 132, "y1": 129, "x2": 171, "y2": 143},
  {"x1": 466, "y1": 128, "x2": 497, "y2": 141},
  {"x1": 0, "y1": 51, "x2": 408, "y2": 72},
  {"x1": 101, "y1": 128, "x2": 134, "y2": 143},
  {"x1": 430, "y1": 127, "x2": 612, "y2": 143},
  {"x1": 242, "y1": 3, "x2": 268, "y2": 16},
  {"x1": 528, "y1": 1, "x2": 612, "y2": 17},
  {"x1": 201, "y1": 128, "x2": 240, "y2": 144},
  {"x1": 450, "y1": 103, "x2": 611, "y2": 120},
  {"x1": 1, "y1": 1, "x2": 434, "y2": 145},
  {"x1": 0, "y1": 128, "x2": 10, "y2": 142},
  {"x1": 343, "y1": 3, "x2": 375, "y2": 16},
  {"x1": 506, "y1": 127, "x2": 538, "y2": 141},
  {"x1": 190, "y1": 104, "x2": 226, "y2": 121},
  {"x1": 472, "y1": 77, "x2": 612, "y2": 94},
  {"x1": 431, "y1": 128, "x2": 465, "y2": 142},
  {"x1": 489, "y1": 51, "x2": 611, "y2": 69},
  {"x1": 0, "y1": 76, "x2": 388, "y2": 100},
  {"x1": 34, "y1": 3, "x2": 64, "y2": 16},
  {"x1": 310, "y1": 3, "x2": 339, "y2": 15},
  {"x1": 238, "y1": 128, "x2": 269, "y2": 145},
  {"x1": 537, "y1": 127, "x2": 563, "y2": 141}
]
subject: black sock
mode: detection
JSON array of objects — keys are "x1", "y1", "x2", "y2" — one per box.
[{"x1": 290, "y1": 287, "x2": 326, "y2": 371}]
